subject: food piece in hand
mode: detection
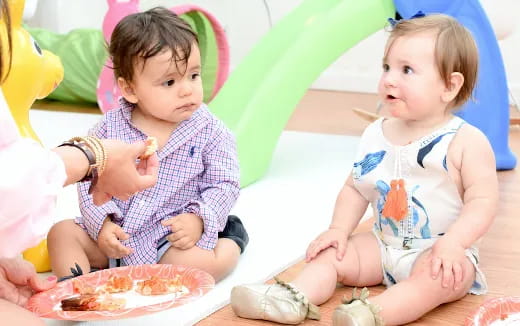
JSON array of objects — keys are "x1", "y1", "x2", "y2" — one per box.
[
  {"x1": 140, "y1": 136, "x2": 158, "y2": 159},
  {"x1": 61, "y1": 294, "x2": 126, "y2": 311},
  {"x1": 136, "y1": 275, "x2": 182, "y2": 295},
  {"x1": 103, "y1": 275, "x2": 134, "y2": 293}
]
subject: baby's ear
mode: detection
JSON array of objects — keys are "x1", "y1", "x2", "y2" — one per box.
[
  {"x1": 442, "y1": 72, "x2": 464, "y2": 104},
  {"x1": 117, "y1": 77, "x2": 138, "y2": 103}
]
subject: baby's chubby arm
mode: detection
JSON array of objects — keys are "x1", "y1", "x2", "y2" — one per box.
[
  {"x1": 445, "y1": 125, "x2": 498, "y2": 248},
  {"x1": 306, "y1": 174, "x2": 369, "y2": 262},
  {"x1": 431, "y1": 125, "x2": 498, "y2": 288}
]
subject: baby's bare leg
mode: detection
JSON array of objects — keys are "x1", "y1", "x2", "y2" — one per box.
[
  {"x1": 159, "y1": 238, "x2": 240, "y2": 282},
  {"x1": 293, "y1": 232, "x2": 383, "y2": 305},
  {"x1": 47, "y1": 219, "x2": 108, "y2": 278},
  {"x1": 369, "y1": 249, "x2": 475, "y2": 325}
]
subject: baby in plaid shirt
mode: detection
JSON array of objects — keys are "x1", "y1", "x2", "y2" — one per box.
[{"x1": 48, "y1": 7, "x2": 248, "y2": 282}]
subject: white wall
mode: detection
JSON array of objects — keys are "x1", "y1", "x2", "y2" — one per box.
[{"x1": 26, "y1": 0, "x2": 520, "y2": 102}]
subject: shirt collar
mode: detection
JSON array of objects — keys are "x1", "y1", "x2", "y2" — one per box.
[
  {"x1": 115, "y1": 97, "x2": 211, "y2": 160},
  {"x1": 118, "y1": 97, "x2": 135, "y2": 125}
]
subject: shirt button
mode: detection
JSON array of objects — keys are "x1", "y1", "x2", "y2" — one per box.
[{"x1": 139, "y1": 200, "x2": 146, "y2": 208}]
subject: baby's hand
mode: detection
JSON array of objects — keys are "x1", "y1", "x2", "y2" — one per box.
[
  {"x1": 97, "y1": 218, "x2": 133, "y2": 259},
  {"x1": 305, "y1": 227, "x2": 348, "y2": 262},
  {"x1": 430, "y1": 235, "x2": 466, "y2": 290},
  {"x1": 162, "y1": 213, "x2": 203, "y2": 250}
]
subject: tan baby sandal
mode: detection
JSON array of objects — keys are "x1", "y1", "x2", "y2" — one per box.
[
  {"x1": 230, "y1": 277, "x2": 320, "y2": 324},
  {"x1": 332, "y1": 287, "x2": 384, "y2": 326}
]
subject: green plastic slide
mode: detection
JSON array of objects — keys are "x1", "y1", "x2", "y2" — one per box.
[{"x1": 210, "y1": 0, "x2": 395, "y2": 187}]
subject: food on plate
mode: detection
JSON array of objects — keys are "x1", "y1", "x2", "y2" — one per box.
[
  {"x1": 136, "y1": 275, "x2": 183, "y2": 295},
  {"x1": 104, "y1": 275, "x2": 134, "y2": 293},
  {"x1": 61, "y1": 294, "x2": 126, "y2": 311},
  {"x1": 72, "y1": 275, "x2": 133, "y2": 295},
  {"x1": 72, "y1": 278, "x2": 96, "y2": 295},
  {"x1": 60, "y1": 273, "x2": 185, "y2": 311}
]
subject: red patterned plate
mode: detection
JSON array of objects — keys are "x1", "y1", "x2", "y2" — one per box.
[
  {"x1": 27, "y1": 264, "x2": 214, "y2": 321},
  {"x1": 465, "y1": 296, "x2": 520, "y2": 325}
]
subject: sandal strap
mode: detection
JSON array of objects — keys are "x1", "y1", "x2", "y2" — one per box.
[
  {"x1": 340, "y1": 287, "x2": 384, "y2": 326},
  {"x1": 274, "y1": 277, "x2": 321, "y2": 320}
]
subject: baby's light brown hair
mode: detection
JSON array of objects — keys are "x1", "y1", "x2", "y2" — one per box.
[{"x1": 385, "y1": 14, "x2": 479, "y2": 109}]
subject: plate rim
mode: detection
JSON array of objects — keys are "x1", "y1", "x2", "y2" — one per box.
[{"x1": 27, "y1": 264, "x2": 215, "y2": 321}]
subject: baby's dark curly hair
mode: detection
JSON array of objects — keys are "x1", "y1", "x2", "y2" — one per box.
[{"x1": 109, "y1": 7, "x2": 198, "y2": 83}]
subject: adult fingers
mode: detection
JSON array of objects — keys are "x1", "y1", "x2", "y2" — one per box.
[
  {"x1": 28, "y1": 275, "x2": 57, "y2": 293},
  {"x1": 17, "y1": 285, "x2": 33, "y2": 306},
  {"x1": 0, "y1": 258, "x2": 36, "y2": 286},
  {"x1": 127, "y1": 140, "x2": 148, "y2": 159},
  {"x1": 0, "y1": 278, "x2": 22, "y2": 305},
  {"x1": 136, "y1": 153, "x2": 159, "y2": 191},
  {"x1": 137, "y1": 153, "x2": 159, "y2": 173}
]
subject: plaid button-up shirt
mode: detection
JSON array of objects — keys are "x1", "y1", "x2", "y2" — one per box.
[{"x1": 75, "y1": 99, "x2": 240, "y2": 265}]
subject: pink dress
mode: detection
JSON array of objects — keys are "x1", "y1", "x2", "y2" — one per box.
[{"x1": 0, "y1": 90, "x2": 66, "y2": 257}]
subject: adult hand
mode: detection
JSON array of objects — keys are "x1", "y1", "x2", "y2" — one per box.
[
  {"x1": 430, "y1": 235, "x2": 467, "y2": 290},
  {"x1": 162, "y1": 213, "x2": 203, "y2": 250},
  {"x1": 305, "y1": 227, "x2": 348, "y2": 262},
  {"x1": 0, "y1": 257, "x2": 57, "y2": 307},
  {"x1": 97, "y1": 219, "x2": 133, "y2": 259},
  {"x1": 91, "y1": 140, "x2": 159, "y2": 205}
]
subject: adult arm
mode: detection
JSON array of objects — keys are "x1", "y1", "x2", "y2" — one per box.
[{"x1": 52, "y1": 139, "x2": 159, "y2": 205}]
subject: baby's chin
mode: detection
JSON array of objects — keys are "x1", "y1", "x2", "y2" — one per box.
[{"x1": 389, "y1": 107, "x2": 402, "y2": 118}]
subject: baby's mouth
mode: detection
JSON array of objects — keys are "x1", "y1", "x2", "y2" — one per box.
[{"x1": 177, "y1": 103, "x2": 194, "y2": 110}]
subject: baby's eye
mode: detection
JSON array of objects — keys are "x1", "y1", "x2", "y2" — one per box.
[
  {"x1": 162, "y1": 80, "x2": 175, "y2": 87},
  {"x1": 382, "y1": 63, "x2": 390, "y2": 72},
  {"x1": 191, "y1": 73, "x2": 200, "y2": 80},
  {"x1": 403, "y1": 66, "x2": 413, "y2": 74}
]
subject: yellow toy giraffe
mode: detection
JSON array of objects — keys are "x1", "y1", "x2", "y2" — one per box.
[{"x1": 1, "y1": 0, "x2": 64, "y2": 272}]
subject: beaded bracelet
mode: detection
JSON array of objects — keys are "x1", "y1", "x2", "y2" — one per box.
[
  {"x1": 58, "y1": 141, "x2": 96, "y2": 182},
  {"x1": 58, "y1": 136, "x2": 108, "y2": 186}
]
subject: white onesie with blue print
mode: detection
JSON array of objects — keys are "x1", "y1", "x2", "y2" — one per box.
[{"x1": 352, "y1": 116, "x2": 486, "y2": 294}]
